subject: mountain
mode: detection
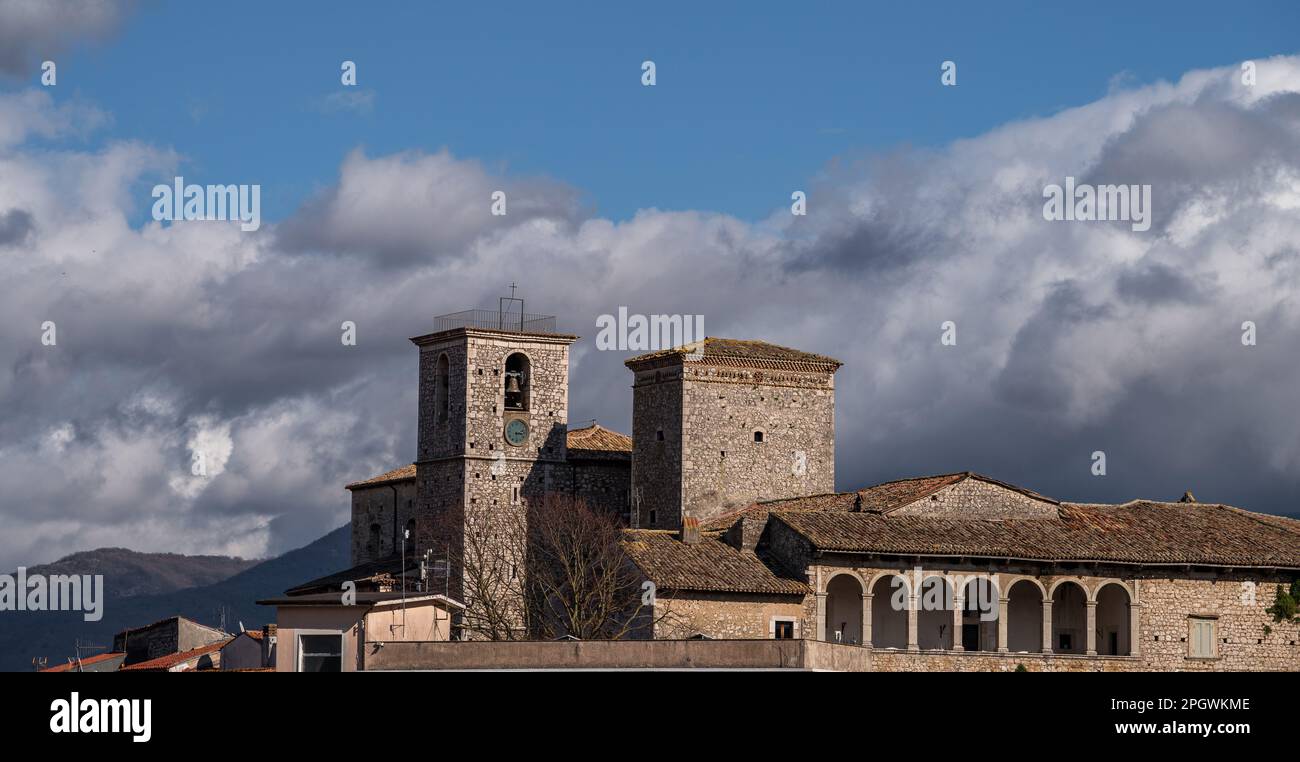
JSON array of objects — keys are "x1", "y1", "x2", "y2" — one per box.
[
  {"x1": 3, "y1": 525, "x2": 349, "y2": 672},
  {"x1": 15, "y1": 548, "x2": 259, "y2": 599}
]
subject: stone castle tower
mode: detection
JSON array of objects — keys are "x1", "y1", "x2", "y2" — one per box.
[
  {"x1": 625, "y1": 338, "x2": 841, "y2": 529},
  {"x1": 410, "y1": 314, "x2": 576, "y2": 606}
]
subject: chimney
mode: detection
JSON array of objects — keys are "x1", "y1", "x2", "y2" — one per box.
[
  {"x1": 261, "y1": 624, "x2": 278, "y2": 668},
  {"x1": 1179, "y1": 491, "x2": 1197, "y2": 503},
  {"x1": 680, "y1": 516, "x2": 701, "y2": 545}
]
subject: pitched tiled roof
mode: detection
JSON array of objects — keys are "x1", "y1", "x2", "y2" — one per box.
[
  {"x1": 566, "y1": 423, "x2": 632, "y2": 460},
  {"x1": 346, "y1": 464, "x2": 416, "y2": 490},
  {"x1": 701, "y1": 472, "x2": 1057, "y2": 531},
  {"x1": 625, "y1": 337, "x2": 842, "y2": 370},
  {"x1": 120, "y1": 639, "x2": 231, "y2": 672},
  {"x1": 623, "y1": 529, "x2": 809, "y2": 595},
  {"x1": 773, "y1": 500, "x2": 1300, "y2": 568},
  {"x1": 39, "y1": 652, "x2": 126, "y2": 672},
  {"x1": 283, "y1": 555, "x2": 419, "y2": 596}
]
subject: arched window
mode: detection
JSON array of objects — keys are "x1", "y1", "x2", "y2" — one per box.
[
  {"x1": 435, "y1": 354, "x2": 450, "y2": 423},
  {"x1": 825, "y1": 575, "x2": 864, "y2": 644},
  {"x1": 1006, "y1": 580, "x2": 1044, "y2": 653},
  {"x1": 504, "y1": 353, "x2": 529, "y2": 410},
  {"x1": 1052, "y1": 582, "x2": 1088, "y2": 654},
  {"x1": 1095, "y1": 583, "x2": 1132, "y2": 656},
  {"x1": 870, "y1": 575, "x2": 908, "y2": 649}
]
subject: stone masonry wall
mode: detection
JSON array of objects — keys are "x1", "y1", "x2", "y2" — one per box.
[
  {"x1": 631, "y1": 358, "x2": 835, "y2": 530},
  {"x1": 350, "y1": 480, "x2": 418, "y2": 566},
  {"x1": 654, "y1": 593, "x2": 807, "y2": 640},
  {"x1": 892, "y1": 477, "x2": 1058, "y2": 519},
  {"x1": 629, "y1": 365, "x2": 683, "y2": 528},
  {"x1": 787, "y1": 558, "x2": 1300, "y2": 671},
  {"x1": 680, "y1": 362, "x2": 835, "y2": 527},
  {"x1": 1138, "y1": 574, "x2": 1300, "y2": 671}
]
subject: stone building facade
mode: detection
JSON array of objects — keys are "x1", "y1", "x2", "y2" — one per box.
[
  {"x1": 626, "y1": 339, "x2": 840, "y2": 530},
  {"x1": 629, "y1": 474, "x2": 1300, "y2": 671}
]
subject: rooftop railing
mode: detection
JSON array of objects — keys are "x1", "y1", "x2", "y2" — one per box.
[{"x1": 432, "y1": 309, "x2": 558, "y2": 334}]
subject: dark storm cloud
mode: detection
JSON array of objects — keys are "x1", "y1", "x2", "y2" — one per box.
[
  {"x1": 0, "y1": 208, "x2": 33, "y2": 247},
  {"x1": 0, "y1": 0, "x2": 135, "y2": 77}
]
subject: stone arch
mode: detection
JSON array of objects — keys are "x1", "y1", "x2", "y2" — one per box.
[
  {"x1": 1087, "y1": 578, "x2": 1132, "y2": 603},
  {"x1": 1051, "y1": 580, "x2": 1088, "y2": 654},
  {"x1": 1006, "y1": 579, "x2": 1044, "y2": 652},
  {"x1": 824, "y1": 573, "x2": 864, "y2": 645},
  {"x1": 867, "y1": 570, "x2": 912, "y2": 596},
  {"x1": 503, "y1": 351, "x2": 531, "y2": 411},
  {"x1": 869, "y1": 574, "x2": 909, "y2": 649},
  {"x1": 917, "y1": 576, "x2": 954, "y2": 650},
  {"x1": 1094, "y1": 582, "x2": 1132, "y2": 656},
  {"x1": 1000, "y1": 574, "x2": 1046, "y2": 600}
]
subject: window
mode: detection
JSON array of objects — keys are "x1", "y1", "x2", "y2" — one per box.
[
  {"x1": 298, "y1": 634, "x2": 343, "y2": 672},
  {"x1": 753, "y1": 430, "x2": 764, "y2": 443},
  {"x1": 773, "y1": 619, "x2": 796, "y2": 639},
  {"x1": 1189, "y1": 617, "x2": 1216, "y2": 658},
  {"x1": 1058, "y1": 633, "x2": 1072, "y2": 651},
  {"x1": 656, "y1": 429, "x2": 664, "y2": 441},
  {"x1": 648, "y1": 509, "x2": 657, "y2": 526},
  {"x1": 504, "y1": 353, "x2": 529, "y2": 411}
]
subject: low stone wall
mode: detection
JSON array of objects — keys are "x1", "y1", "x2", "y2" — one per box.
[
  {"x1": 870, "y1": 649, "x2": 1142, "y2": 672},
  {"x1": 365, "y1": 638, "x2": 872, "y2": 671}
]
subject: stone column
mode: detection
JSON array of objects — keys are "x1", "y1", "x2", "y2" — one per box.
[
  {"x1": 952, "y1": 590, "x2": 964, "y2": 651},
  {"x1": 815, "y1": 592, "x2": 827, "y2": 642},
  {"x1": 907, "y1": 594, "x2": 919, "y2": 651},
  {"x1": 1041, "y1": 598, "x2": 1053, "y2": 654},
  {"x1": 861, "y1": 593, "x2": 872, "y2": 648},
  {"x1": 997, "y1": 596, "x2": 1009, "y2": 653},
  {"x1": 1086, "y1": 599, "x2": 1098, "y2": 656},
  {"x1": 1129, "y1": 581, "x2": 1141, "y2": 658}
]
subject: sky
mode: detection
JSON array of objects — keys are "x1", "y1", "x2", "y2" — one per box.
[{"x1": 1, "y1": 0, "x2": 1299, "y2": 569}]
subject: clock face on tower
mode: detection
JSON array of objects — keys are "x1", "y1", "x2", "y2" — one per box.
[{"x1": 504, "y1": 418, "x2": 529, "y2": 447}]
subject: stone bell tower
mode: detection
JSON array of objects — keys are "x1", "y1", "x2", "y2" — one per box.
[{"x1": 410, "y1": 302, "x2": 575, "y2": 632}]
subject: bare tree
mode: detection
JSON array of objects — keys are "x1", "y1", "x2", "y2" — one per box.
[
  {"x1": 453, "y1": 500, "x2": 531, "y2": 641},
  {"x1": 524, "y1": 493, "x2": 653, "y2": 640},
  {"x1": 446, "y1": 492, "x2": 684, "y2": 640}
]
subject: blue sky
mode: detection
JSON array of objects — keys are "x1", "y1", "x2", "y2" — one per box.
[{"x1": 18, "y1": 0, "x2": 1300, "y2": 223}]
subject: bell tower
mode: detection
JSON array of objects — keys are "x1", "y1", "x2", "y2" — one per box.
[{"x1": 410, "y1": 300, "x2": 576, "y2": 635}]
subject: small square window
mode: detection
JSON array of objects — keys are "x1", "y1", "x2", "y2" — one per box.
[
  {"x1": 656, "y1": 430, "x2": 664, "y2": 441},
  {"x1": 753, "y1": 431, "x2": 764, "y2": 443},
  {"x1": 773, "y1": 620, "x2": 795, "y2": 639}
]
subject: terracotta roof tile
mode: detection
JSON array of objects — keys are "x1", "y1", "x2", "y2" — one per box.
[
  {"x1": 625, "y1": 337, "x2": 842, "y2": 370},
  {"x1": 346, "y1": 464, "x2": 416, "y2": 490},
  {"x1": 39, "y1": 652, "x2": 126, "y2": 672},
  {"x1": 566, "y1": 423, "x2": 632, "y2": 460},
  {"x1": 623, "y1": 529, "x2": 809, "y2": 595},
  {"x1": 120, "y1": 639, "x2": 231, "y2": 672},
  {"x1": 773, "y1": 500, "x2": 1300, "y2": 568}
]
